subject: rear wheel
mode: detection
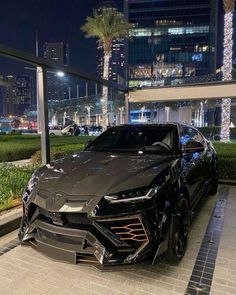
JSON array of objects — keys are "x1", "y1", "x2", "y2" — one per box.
[
  {"x1": 209, "y1": 174, "x2": 218, "y2": 195},
  {"x1": 209, "y1": 161, "x2": 218, "y2": 196},
  {"x1": 167, "y1": 196, "x2": 189, "y2": 263}
]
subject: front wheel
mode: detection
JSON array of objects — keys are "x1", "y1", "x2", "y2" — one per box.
[{"x1": 167, "y1": 196, "x2": 189, "y2": 263}]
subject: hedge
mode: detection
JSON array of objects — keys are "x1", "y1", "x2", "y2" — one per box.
[
  {"x1": 0, "y1": 135, "x2": 95, "y2": 162},
  {"x1": 213, "y1": 142, "x2": 236, "y2": 180},
  {"x1": 199, "y1": 127, "x2": 236, "y2": 140}
]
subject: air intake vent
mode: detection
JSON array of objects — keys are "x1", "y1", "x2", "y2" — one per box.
[
  {"x1": 99, "y1": 215, "x2": 149, "y2": 244},
  {"x1": 76, "y1": 253, "x2": 99, "y2": 264}
]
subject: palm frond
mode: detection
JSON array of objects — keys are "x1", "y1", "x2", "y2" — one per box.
[
  {"x1": 81, "y1": 7, "x2": 132, "y2": 55},
  {"x1": 223, "y1": 0, "x2": 235, "y2": 12}
]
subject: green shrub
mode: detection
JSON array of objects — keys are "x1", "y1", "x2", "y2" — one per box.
[
  {"x1": 0, "y1": 164, "x2": 35, "y2": 211},
  {"x1": 9, "y1": 130, "x2": 22, "y2": 135},
  {"x1": 199, "y1": 127, "x2": 236, "y2": 139},
  {"x1": 31, "y1": 144, "x2": 85, "y2": 164},
  {"x1": 217, "y1": 157, "x2": 236, "y2": 180},
  {"x1": 213, "y1": 142, "x2": 236, "y2": 180}
]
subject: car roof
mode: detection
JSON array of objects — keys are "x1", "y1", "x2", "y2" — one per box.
[{"x1": 110, "y1": 123, "x2": 192, "y2": 129}]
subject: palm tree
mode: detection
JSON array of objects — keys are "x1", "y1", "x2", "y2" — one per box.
[
  {"x1": 81, "y1": 7, "x2": 131, "y2": 130},
  {"x1": 221, "y1": 0, "x2": 235, "y2": 142}
]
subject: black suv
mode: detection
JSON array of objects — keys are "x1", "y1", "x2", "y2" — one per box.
[{"x1": 19, "y1": 124, "x2": 218, "y2": 267}]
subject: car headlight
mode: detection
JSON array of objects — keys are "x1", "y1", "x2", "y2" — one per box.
[
  {"x1": 22, "y1": 173, "x2": 38, "y2": 205},
  {"x1": 104, "y1": 186, "x2": 159, "y2": 204}
]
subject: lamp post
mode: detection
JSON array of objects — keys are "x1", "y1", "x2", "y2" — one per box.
[
  {"x1": 25, "y1": 66, "x2": 66, "y2": 133},
  {"x1": 85, "y1": 106, "x2": 91, "y2": 126}
]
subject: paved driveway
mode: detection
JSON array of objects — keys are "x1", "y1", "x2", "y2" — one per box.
[{"x1": 0, "y1": 186, "x2": 235, "y2": 295}]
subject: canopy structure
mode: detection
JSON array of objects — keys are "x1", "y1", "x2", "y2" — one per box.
[{"x1": 129, "y1": 80, "x2": 236, "y2": 102}]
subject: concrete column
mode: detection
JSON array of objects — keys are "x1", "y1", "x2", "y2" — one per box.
[{"x1": 37, "y1": 66, "x2": 50, "y2": 165}]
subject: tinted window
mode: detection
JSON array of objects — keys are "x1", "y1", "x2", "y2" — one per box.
[
  {"x1": 180, "y1": 127, "x2": 204, "y2": 146},
  {"x1": 87, "y1": 127, "x2": 175, "y2": 154}
]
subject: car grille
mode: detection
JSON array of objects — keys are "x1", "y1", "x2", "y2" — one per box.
[{"x1": 37, "y1": 207, "x2": 91, "y2": 229}]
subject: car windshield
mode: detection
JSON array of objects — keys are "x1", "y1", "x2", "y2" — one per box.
[{"x1": 86, "y1": 126, "x2": 175, "y2": 154}]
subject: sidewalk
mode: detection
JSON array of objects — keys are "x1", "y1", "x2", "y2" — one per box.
[{"x1": 7, "y1": 159, "x2": 32, "y2": 167}]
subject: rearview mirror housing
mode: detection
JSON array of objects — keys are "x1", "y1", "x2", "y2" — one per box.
[
  {"x1": 85, "y1": 139, "x2": 94, "y2": 148},
  {"x1": 182, "y1": 140, "x2": 204, "y2": 154}
]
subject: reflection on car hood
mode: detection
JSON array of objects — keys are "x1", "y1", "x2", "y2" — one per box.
[{"x1": 37, "y1": 151, "x2": 175, "y2": 198}]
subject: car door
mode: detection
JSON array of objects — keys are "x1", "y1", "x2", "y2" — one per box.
[{"x1": 180, "y1": 126, "x2": 208, "y2": 207}]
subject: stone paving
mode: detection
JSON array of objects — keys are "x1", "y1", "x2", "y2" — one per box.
[
  {"x1": 0, "y1": 186, "x2": 235, "y2": 295},
  {"x1": 211, "y1": 186, "x2": 236, "y2": 295}
]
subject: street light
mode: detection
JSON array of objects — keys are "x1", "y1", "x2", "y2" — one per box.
[
  {"x1": 24, "y1": 67, "x2": 66, "y2": 133},
  {"x1": 56, "y1": 71, "x2": 65, "y2": 77}
]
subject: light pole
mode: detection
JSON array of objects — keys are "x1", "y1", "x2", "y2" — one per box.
[
  {"x1": 85, "y1": 106, "x2": 91, "y2": 126},
  {"x1": 24, "y1": 67, "x2": 66, "y2": 133}
]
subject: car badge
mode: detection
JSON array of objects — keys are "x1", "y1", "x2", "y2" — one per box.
[{"x1": 50, "y1": 212, "x2": 63, "y2": 226}]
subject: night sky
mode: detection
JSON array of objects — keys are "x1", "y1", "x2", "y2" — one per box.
[
  {"x1": 0, "y1": 0, "x2": 124, "y2": 76},
  {"x1": 0, "y1": 1, "x2": 234, "y2": 76}
]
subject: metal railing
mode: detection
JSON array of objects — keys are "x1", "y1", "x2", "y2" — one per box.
[{"x1": 0, "y1": 43, "x2": 128, "y2": 164}]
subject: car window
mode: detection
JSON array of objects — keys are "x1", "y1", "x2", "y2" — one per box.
[
  {"x1": 86, "y1": 126, "x2": 175, "y2": 154},
  {"x1": 180, "y1": 127, "x2": 205, "y2": 161},
  {"x1": 180, "y1": 127, "x2": 204, "y2": 146}
]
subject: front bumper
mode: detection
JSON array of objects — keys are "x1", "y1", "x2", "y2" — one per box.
[{"x1": 19, "y1": 206, "x2": 160, "y2": 267}]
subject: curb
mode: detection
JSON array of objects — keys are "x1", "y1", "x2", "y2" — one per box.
[
  {"x1": 0, "y1": 209, "x2": 22, "y2": 237},
  {"x1": 7, "y1": 159, "x2": 32, "y2": 167},
  {"x1": 219, "y1": 179, "x2": 236, "y2": 186}
]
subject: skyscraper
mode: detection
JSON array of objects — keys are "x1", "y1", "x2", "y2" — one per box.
[
  {"x1": 125, "y1": 0, "x2": 218, "y2": 87},
  {"x1": 96, "y1": 1, "x2": 125, "y2": 84},
  {"x1": 3, "y1": 75, "x2": 32, "y2": 116},
  {"x1": 43, "y1": 42, "x2": 70, "y2": 101}
]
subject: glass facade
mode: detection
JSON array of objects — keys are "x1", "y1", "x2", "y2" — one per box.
[
  {"x1": 125, "y1": 0, "x2": 218, "y2": 87},
  {"x1": 43, "y1": 42, "x2": 70, "y2": 101}
]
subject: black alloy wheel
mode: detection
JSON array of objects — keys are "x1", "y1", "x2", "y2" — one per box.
[
  {"x1": 209, "y1": 162, "x2": 218, "y2": 196},
  {"x1": 168, "y1": 196, "x2": 189, "y2": 263}
]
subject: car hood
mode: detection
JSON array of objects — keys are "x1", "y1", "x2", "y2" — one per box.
[{"x1": 37, "y1": 151, "x2": 175, "y2": 198}]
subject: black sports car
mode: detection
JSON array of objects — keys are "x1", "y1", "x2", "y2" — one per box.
[{"x1": 19, "y1": 124, "x2": 218, "y2": 267}]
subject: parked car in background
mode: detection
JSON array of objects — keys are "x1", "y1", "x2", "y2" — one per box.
[
  {"x1": 60, "y1": 124, "x2": 102, "y2": 137},
  {"x1": 61, "y1": 124, "x2": 78, "y2": 136},
  {"x1": 88, "y1": 126, "x2": 102, "y2": 136},
  {"x1": 19, "y1": 123, "x2": 218, "y2": 267}
]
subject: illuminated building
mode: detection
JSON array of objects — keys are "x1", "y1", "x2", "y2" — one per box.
[
  {"x1": 43, "y1": 42, "x2": 70, "y2": 101},
  {"x1": 3, "y1": 75, "x2": 32, "y2": 116},
  {"x1": 125, "y1": 0, "x2": 218, "y2": 87}
]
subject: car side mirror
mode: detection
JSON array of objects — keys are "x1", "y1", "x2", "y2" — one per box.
[
  {"x1": 182, "y1": 140, "x2": 204, "y2": 154},
  {"x1": 85, "y1": 139, "x2": 93, "y2": 148}
]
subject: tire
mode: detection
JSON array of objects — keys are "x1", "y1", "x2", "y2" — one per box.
[
  {"x1": 209, "y1": 175, "x2": 218, "y2": 195},
  {"x1": 167, "y1": 196, "x2": 189, "y2": 263},
  {"x1": 209, "y1": 160, "x2": 218, "y2": 196}
]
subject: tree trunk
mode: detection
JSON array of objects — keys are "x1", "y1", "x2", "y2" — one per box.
[
  {"x1": 221, "y1": 10, "x2": 234, "y2": 142},
  {"x1": 101, "y1": 54, "x2": 110, "y2": 131}
]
